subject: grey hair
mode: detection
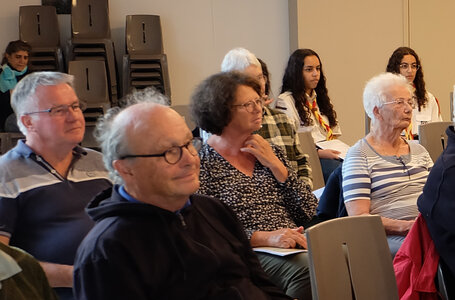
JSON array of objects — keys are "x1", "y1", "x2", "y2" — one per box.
[
  {"x1": 95, "y1": 87, "x2": 168, "y2": 184},
  {"x1": 11, "y1": 72, "x2": 74, "y2": 134},
  {"x1": 363, "y1": 72, "x2": 412, "y2": 124},
  {"x1": 221, "y1": 47, "x2": 260, "y2": 72},
  {"x1": 119, "y1": 86, "x2": 170, "y2": 107}
]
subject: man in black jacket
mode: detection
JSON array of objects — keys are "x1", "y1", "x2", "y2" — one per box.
[{"x1": 73, "y1": 88, "x2": 290, "y2": 300}]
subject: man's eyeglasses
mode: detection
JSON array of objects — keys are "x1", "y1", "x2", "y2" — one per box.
[
  {"x1": 382, "y1": 97, "x2": 416, "y2": 109},
  {"x1": 232, "y1": 98, "x2": 264, "y2": 113},
  {"x1": 399, "y1": 63, "x2": 420, "y2": 71},
  {"x1": 119, "y1": 138, "x2": 202, "y2": 165},
  {"x1": 24, "y1": 101, "x2": 86, "y2": 117}
]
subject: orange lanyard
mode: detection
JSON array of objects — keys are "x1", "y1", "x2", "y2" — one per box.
[{"x1": 306, "y1": 99, "x2": 334, "y2": 140}]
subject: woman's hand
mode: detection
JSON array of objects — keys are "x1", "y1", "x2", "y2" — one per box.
[
  {"x1": 318, "y1": 148, "x2": 341, "y2": 160},
  {"x1": 241, "y1": 134, "x2": 288, "y2": 182},
  {"x1": 250, "y1": 227, "x2": 307, "y2": 249}
]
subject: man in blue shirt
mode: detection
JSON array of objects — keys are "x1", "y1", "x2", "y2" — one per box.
[{"x1": 0, "y1": 72, "x2": 111, "y2": 300}]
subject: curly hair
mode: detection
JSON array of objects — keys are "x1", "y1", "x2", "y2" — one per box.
[
  {"x1": 190, "y1": 71, "x2": 261, "y2": 135},
  {"x1": 386, "y1": 47, "x2": 427, "y2": 111},
  {"x1": 281, "y1": 49, "x2": 337, "y2": 127}
]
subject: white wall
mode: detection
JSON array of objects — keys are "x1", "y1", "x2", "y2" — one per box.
[
  {"x1": 290, "y1": 0, "x2": 406, "y2": 145},
  {"x1": 409, "y1": 0, "x2": 455, "y2": 123},
  {"x1": 108, "y1": 0, "x2": 290, "y2": 104},
  {"x1": 1, "y1": 0, "x2": 290, "y2": 106},
  {"x1": 0, "y1": 0, "x2": 40, "y2": 51}
]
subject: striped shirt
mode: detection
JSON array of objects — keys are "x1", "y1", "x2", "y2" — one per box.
[{"x1": 342, "y1": 138, "x2": 432, "y2": 220}]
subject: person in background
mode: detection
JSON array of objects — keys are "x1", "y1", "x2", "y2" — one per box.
[
  {"x1": 192, "y1": 71, "x2": 318, "y2": 300},
  {"x1": 0, "y1": 72, "x2": 112, "y2": 300},
  {"x1": 0, "y1": 40, "x2": 31, "y2": 132},
  {"x1": 386, "y1": 47, "x2": 442, "y2": 139},
  {"x1": 277, "y1": 49, "x2": 341, "y2": 182},
  {"x1": 221, "y1": 47, "x2": 313, "y2": 188},
  {"x1": 343, "y1": 72, "x2": 432, "y2": 257},
  {"x1": 73, "y1": 89, "x2": 291, "y2": 300}
]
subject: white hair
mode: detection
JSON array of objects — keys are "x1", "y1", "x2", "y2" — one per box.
[
  {"x1": 221, "y1": 47, "x2": 260, "y2": 72},
  {"x1": 95, "y1": 87, "x2": 169, "y2": 184},
  {"x1": 11, "y1": 72, "x2": 74, "y2": 134},
  {"x1": 363, "y1": 72, "x2": 412, "y2": 124}
]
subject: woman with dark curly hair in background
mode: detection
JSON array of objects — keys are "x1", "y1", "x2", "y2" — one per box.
[
  {"x1": 386, "y1": 47, "x2": 442, "y2": 139},
  {"x1": 276, "y1": 49, "x2": 341, "y2": 182}
]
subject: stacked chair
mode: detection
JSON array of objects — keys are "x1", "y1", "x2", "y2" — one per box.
[
  {"x1": 67, "y1": 0, "x2": 118, "y2": 105},
  {"x1": 68, "y1": 60, "x2": 110, "y2": 149},
  {"x1": 122, "y1": 15, "x2": 171, "y2": 101},
  {"x1": 19, "y1": 5, "x2": 64, "y2": 72}
]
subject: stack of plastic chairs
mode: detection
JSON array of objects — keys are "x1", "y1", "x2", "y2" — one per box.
[
  {"x1": 68, "y1": 60, "x2": 110, "y2": 149},
  {"x1": 122, "y1": 15, "x2": 171, "y2": 100},
  {"x1": 67, "y1": 0, "x2": 118, "y2": 106},
  {"x1": 19, "y1": 5, "x2": 64, "y2": 72}
]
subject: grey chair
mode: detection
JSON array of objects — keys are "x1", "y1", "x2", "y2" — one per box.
[
  {"x1": 298, "y1": 131, "x2": 324, "y2": 190},
  {"x1": 68, "y1": 0, "x2": 118, "y2": 105},
  {"x1": 68, "y1": 60, "x2": 111, "y2": 149},
  {"x1": 306, "y1": 215, "x2": 398, "y2": 300},
  {"x1": 19, "y1": 5, "x2": 64, "y2": 72},
  {"x1": 418, "y1": 121, "x2": 454, "y2": 162},
  {"x1": 122, "y1": 15, "x2": 171, "y2": 100},
  {"x1": 126, "y1": 15, "x2": 163, "y2": 55}
]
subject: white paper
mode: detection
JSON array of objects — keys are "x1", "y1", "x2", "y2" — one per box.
[
  {"x1": 253, "y1": 247, "x2": 307, "y2": 256},
  {"x1": 316, "y1": 139, "x2": 350, "y2": 160}
]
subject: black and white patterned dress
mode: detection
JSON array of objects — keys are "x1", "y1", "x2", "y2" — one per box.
[{"x1": 198, "y1": 143, "x2": 317, "y2": 238}]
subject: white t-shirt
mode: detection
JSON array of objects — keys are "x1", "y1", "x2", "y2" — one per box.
[
  {"x1": 276, "y1": 91, "x2": 341, "y2": 142},
  {"x1": 411, "y1": 91, "x2": 442, "y2": 135}
]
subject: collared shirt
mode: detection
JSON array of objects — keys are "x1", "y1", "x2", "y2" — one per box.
[{"x1": 256, "y1": 106, "x2": 313, "y2": 188}]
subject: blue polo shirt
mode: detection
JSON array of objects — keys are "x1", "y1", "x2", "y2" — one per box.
[{"x1": 0, "y1": 140, "x2": 112, "y2": 266}]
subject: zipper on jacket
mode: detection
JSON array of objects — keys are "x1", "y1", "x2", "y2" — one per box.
[{"x1": 177, "y1": 212, "x2": 187, "y2": 228}]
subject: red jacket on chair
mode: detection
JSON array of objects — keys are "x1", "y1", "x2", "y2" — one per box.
[{"x1": 393, "y1": 214, "x2": 439, "y2": 300}]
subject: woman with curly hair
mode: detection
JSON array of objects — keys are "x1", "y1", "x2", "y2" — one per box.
[
  {"x1": 276, "y1": 49, "x2": 341, "y2": 181},
  {"x1": 386, "y1": 47, "x2": 442, "y2": 139}
]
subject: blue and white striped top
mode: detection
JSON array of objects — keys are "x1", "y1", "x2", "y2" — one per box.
[{"x1": 342, "y1": 138, "x2": 433, "y2": 220}]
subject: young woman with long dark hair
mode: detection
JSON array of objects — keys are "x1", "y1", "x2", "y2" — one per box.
[{"x1": 386, "y1": 47, "x2": 442, "y2": 139}]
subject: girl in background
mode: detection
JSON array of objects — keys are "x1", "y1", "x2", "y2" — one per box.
[
  {"x1": 277, "y1": 49, "x2": 341, "y2": 182},
  {"x1": 386, "y1": 47, "x2": 442, "y2": 139}
]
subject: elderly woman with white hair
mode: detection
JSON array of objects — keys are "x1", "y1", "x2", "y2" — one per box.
[{"x1": 342, "y1": 72, "x2": 433, "y2": 256}]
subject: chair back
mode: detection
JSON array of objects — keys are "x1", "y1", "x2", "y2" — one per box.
[
  {"x1": 306, "y1": 215, "x2": 398, "y2": 300},
  {"x1": 71, "y1": 0, "x2": 111, "y2": 39},
  {"x1": 418, "y1": 121, "x2": 454, "y2": 162},
  {"x1": 68, "y1": 60, "x2": 109, "y2": 106},
  {"x1": 126, "y1": 15, "x2": 163, "y2": 55},
  {"x1": 298, "y1": 131, "x2": 324, "y2": 190},
  {"x1": 19, "y1": 5, "x2": 60, "y2": 47}
]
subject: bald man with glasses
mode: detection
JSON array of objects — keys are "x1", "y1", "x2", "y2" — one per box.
[
  {"x1": 73, "y1": 89, "x2": 291, "y2": 300},
  {"x1": 0, "y1": 72, "x2": 112, "y2": 300}
]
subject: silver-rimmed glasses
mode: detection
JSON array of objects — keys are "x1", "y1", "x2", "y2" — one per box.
[
  {"x1": 24, "y1": 101, "x2": 86, "y2": 117},
  {"x1": 382, "y1": 97, "x2": 416, "y2": 109},
  {"x1": 399, "y1": 63, "x2": 420, "y2": 71}
]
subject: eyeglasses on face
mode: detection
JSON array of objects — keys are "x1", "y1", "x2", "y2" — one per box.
[
  {"x1": 119, "y1": 137, "x2": 202, "y2": 165},
  {"x1": 24, "y1": 101, "x2": 86, "y2": 117},
  {"x1": 399, "y1": 63, "x2": 420, "y2": 71},
  {"x1": 382, "y1": 97, "x2": 416, "y2": 109},
  {"x1": 232, "y1": 98, "x2": 264, "y2": 113}
]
